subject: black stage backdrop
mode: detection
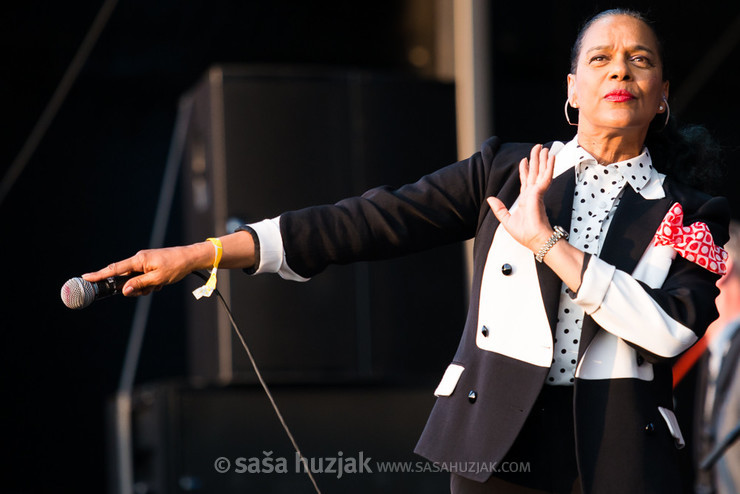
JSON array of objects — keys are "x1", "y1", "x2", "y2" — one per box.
[{"x1": 1, "y1": 1, "x2": 738, "y2": 493}]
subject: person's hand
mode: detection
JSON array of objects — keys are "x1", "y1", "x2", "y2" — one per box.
[
  {"x1": 486, "y1": 144, "x2": 556, "y2": 253},
  {"x1": 82, "y1": 242, "x2": 214, "y2": 297}
]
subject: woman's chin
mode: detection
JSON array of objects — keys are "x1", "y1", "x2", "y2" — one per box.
[{"x1": 583, "y1": 116, "x2": 651, "y2": 135}]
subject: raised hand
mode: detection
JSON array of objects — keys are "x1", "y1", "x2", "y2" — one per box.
[{"x1": 486, "y1": 144, "x2": 556, "y2": 253}]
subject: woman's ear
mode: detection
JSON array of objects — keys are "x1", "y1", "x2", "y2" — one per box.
[{"x1": 567, "y1": 73, "x2": 577, "y2": 107}]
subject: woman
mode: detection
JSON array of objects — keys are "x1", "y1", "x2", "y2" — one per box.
[{"x1": 83, "y1": 9, "x2": 729, "y2": 493}]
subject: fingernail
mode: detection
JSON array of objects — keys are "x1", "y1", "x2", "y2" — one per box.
[{"x1": 123, "y1": 286, "x2": 134, "y2": 296}]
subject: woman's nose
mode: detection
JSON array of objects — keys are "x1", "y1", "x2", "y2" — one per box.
[{"x1": 609, "y1": 58, "x2": 632, "y2": 80}]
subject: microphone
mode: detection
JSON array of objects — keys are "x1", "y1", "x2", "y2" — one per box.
[{"x1": 61, "y1": 274, "x2": 138, "y2": 309}]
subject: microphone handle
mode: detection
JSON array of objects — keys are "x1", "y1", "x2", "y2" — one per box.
[{"x1": 96, "y1": 274, "x2": 138, "y2": 299}]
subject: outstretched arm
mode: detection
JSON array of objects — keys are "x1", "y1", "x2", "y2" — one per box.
[{"x1": 81, "y1": 230, "x2": 256, "y2": 297}]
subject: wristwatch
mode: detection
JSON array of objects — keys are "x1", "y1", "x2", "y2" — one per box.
[{"x1": 535, "y1": 226, "x2": 569, "y2": 263}]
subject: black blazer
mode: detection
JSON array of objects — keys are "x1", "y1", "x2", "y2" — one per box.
[{"x1": 277, "y1": 137, "x2": 730, "y2": 493}]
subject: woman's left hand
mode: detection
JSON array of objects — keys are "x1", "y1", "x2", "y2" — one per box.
[{"x1": 487, "y1": 144, "x2": 556, "y2": 253}]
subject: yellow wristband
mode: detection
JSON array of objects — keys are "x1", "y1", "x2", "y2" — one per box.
[
  {"x1": 206, "y1": 237, "x2": 223, "y2": 268},
  {"x1": 192, "y1": 238, "x2": 223, "y2": 300}
]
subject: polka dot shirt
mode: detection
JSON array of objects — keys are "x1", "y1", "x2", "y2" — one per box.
[{"x1": 546, "y1": 140, "x2": 656, "y2": 385}]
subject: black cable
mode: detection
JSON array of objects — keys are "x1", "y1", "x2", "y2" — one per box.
[{"x1": 190, "y1": 271, "x2": 322, "y2": 493}]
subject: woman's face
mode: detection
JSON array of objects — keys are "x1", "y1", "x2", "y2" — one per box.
[{"x1": 567, "y1": 15, "x2": 669, "y2": 137}]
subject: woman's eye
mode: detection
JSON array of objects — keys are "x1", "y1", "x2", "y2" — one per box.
[
  {"x1": 589, "y1": 55, "x2": 607, "y2": 63},
  {"x1": 631, "y1": 55, "x2": 654, "y2": 67}
]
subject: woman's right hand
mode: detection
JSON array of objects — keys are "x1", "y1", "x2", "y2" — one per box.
[
  {"x1": 81, "y1": 230, "x2": 258, "y2": 297},
  {"x1": 81, "y1": 242, "x2": 215, "y2": 297}
]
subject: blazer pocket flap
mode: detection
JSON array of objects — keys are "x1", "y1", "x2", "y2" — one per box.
[
  {"x1": 434, "y1": 364, "x2": 464, "y2": 397},
  {"x1": 658, "y1": 406, "x2": 685, "y2": 449}
]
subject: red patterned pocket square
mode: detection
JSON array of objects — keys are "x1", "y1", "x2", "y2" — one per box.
[{"x1": 653, "y1": 202, "x2": 728, "y2": 275}]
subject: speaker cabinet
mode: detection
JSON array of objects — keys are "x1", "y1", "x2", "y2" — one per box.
[
  {"x1": 181, "y1": 65, "x2": 464, "y2": 383},
  {"x1": 122, "y1": 380, "x2": 449, "y2": 493}
]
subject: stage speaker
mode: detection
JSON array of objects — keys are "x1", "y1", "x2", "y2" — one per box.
[
  {"x1": 181, "y1": 65, "x2": 464, "y2": 384},
  {"x1": 111, "y1": 382, "x2": 449, "y2": 494},
  {"x1": 117, "y1": 380, "x2": 448, "y2": 494}
]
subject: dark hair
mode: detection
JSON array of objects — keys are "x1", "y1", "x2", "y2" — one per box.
[
  {"x1": 569, "y1": 9, "x2": 666, "y2": 78},
  {"x1": 570, "y1": 9, "x2": 724, "y2": 195}
]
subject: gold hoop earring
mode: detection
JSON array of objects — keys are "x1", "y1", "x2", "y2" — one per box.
[
  {"x1": 659, "y1": 99, "x2": 670, "y2": 131},
  {"x1": 564, "y1": 99, "x2": 578, "y2": 126}
]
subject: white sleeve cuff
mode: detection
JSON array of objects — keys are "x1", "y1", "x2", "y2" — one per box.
[
  {"x1": 246, "y1": 217, "x2": 309, "y2": 282},
  {"x1": 570, "y1": 252, "x2": 697, "y2": 358},
  {"x1": 572, "y1": 255, "x2": 616, "y2": 314},
  {"x1": 247, "y1": 218, "x2": 284, "y2": 274}
]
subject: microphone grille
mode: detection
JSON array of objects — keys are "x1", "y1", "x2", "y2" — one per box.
[{"x1": 61, "y1": 277, "x2": 96, "y2": 309}]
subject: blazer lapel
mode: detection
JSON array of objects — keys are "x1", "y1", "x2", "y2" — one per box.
[
  {"x1": 536, "y1": 168, "x2": 576, "y2": 334},
  {"x1": 578, "y1": 186, "x2": 674, "y2": 359},
  {"x1": 598, "y1": 187, "x2": 673, "y2": 273}
]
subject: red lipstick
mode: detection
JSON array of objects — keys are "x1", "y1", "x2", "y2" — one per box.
[{"x1": 604, "y1": 90, "x2": 635, "y2": 102}]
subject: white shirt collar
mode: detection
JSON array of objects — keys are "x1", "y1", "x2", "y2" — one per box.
[{"x1": 551, "y1": 136, "x2": 666, "y2": 200}]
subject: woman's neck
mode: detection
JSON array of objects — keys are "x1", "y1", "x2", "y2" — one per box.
[{"x1": 576, "y1": 129, "x2": 647, "y2": 165}]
